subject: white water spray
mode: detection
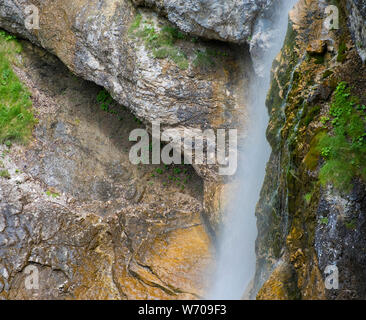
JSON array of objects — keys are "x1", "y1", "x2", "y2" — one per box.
[{"x1": 209, "y1": 1, "x2": 298, "y2": 300}]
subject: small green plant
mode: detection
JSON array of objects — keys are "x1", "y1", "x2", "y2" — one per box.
[
  {"x1": 96, "y1": 89, "x2": 113, "y2": 112},
  {"x1": 4, "y1": 140, "x2": 12, "y2": 148},
  {"x1": 304, "y1": 193, "x2": 312, "y2": 204},
  {"x1": 320, "y1": 146, "x2": 332, "y2": 158},
  {"x1": 46, "y1": 190, "x2": 60, "y2": 198},
  {"x1": 0, "y1": 169, "x2": 10, "y2": 179},
  {"x1": 155, "y1": 168, "x2": 164, "y2": 175},
  {"x1": 0, "y1": 30, "x2": 16, "y2": 41},
  {"x1": 320, "y1": 116, "x2": 330, "y2": 125},
  {"x1": 320, "y1": 217, "x2": 329, "y2": 225}
]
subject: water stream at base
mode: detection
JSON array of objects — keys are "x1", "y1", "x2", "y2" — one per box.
[{"x1": 208, "y1": 0, "x2": 298, "y2": 300}]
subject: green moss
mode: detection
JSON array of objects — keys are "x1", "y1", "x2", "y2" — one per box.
[
  {"x1": 193, "y1": 49, "x2": 215, "y2": 67},
  {"x1": 266, "y1": 22, "x2": 300, "y2": 149},
  {"x1": 304, "y1": 130, "x2": 326, "y2": 171},
  {"x1": 337, "y1": 41, "x2": 347, "y2": 63},
  {"x1": 345, "y1": 219, "x2": 357, "y2": 230},
  {"x1": 302, "y1": 104, "x2": 321, "y2": 127},
  {"x1": 0, "y1": 30, "x2": 36, "y2": 144},
  {"x1": 317, "y1": 82, "x2": 366, "y2": 191},
  {"x1": 193, "y1": 48, "x2": 228, "y2": 68}
]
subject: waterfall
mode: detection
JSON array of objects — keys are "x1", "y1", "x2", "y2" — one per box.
[{"x1": 208, "y1": 0, "x2": 298, "y2": 300}]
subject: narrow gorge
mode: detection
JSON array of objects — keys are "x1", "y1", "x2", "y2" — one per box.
[{"x1": 0, "y1": 0, "x2": 365, "y2": 300}]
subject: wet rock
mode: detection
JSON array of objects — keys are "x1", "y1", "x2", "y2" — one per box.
[
  {"x1": 346, "y1": 0, "x2": 366, "y2": 62},
  {"x1": 306, "y1": 40, "x2": 327, "y2": 55},
  {"x1": 315, "y1": 183, "x2": 366, "y2": 299},
  {"x1": 253, "y1": 0, "x2": 366, "y2": 300}
]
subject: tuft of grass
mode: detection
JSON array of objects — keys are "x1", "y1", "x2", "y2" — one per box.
[
  {"x1": 316, "y1": 82, "x2": 366, "y2": 191},
  {"x1": 0, "y1": 169, "x2": 10, "y2": 179},
  {"x1": 0, "y1": 30, "x2": 36, "y2": 144},
  {"x1": 128, "y1": 14, "x2": 142, "y2": 34},
  {"x1": 129, "y1": 14, "x2": 189, "y2": 70},
  {"x1": 155, "y1": 168, "x2": 164, "y2": 175}
]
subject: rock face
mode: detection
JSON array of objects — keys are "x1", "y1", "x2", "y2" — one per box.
[
  {"x1": 0, "y1": 0, "x2": 250, "y2": 179},
  {"x1": 0, "y1": 42, "x2": 212, "y2": 299},
  {"x1": 254, "y1": 0, "x2": 366, "y2": 300},
  {"x1": 132, "y1": 0, "x2": 273, "y2": 44},
  {"x1": 0, "y1": 0, "x2": 260, "y2": 233},
  {"x1": 346, "y1": 0, "x2": 366, "y2": 62}
]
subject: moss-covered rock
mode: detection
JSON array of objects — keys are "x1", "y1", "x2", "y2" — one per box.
[{"x1": 253, "y1": 0, "x2": 366, "y2": 300}]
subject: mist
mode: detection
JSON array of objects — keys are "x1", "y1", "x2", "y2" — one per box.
[{"x1": 208, "y1": 0, "x2": 298, "y2": 300}]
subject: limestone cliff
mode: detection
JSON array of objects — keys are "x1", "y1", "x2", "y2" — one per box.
[
  {"x1": 1, "y1": 0, "x2": 365, "y2": 301},
  {"x1": 254, "y1": 0, "x2": 366, "y2": 300},
  {"x1": 0, "y1": 41, "x2": 213, "y2": 299}
]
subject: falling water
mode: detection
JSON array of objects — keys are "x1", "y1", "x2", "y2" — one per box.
[{"x1": 209, "y1": 0, "x2": 298, "y2": 300}]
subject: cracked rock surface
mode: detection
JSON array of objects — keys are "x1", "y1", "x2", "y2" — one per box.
[{"x1": 0, "y1": 42, "x2": 213, "y2": 300}]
